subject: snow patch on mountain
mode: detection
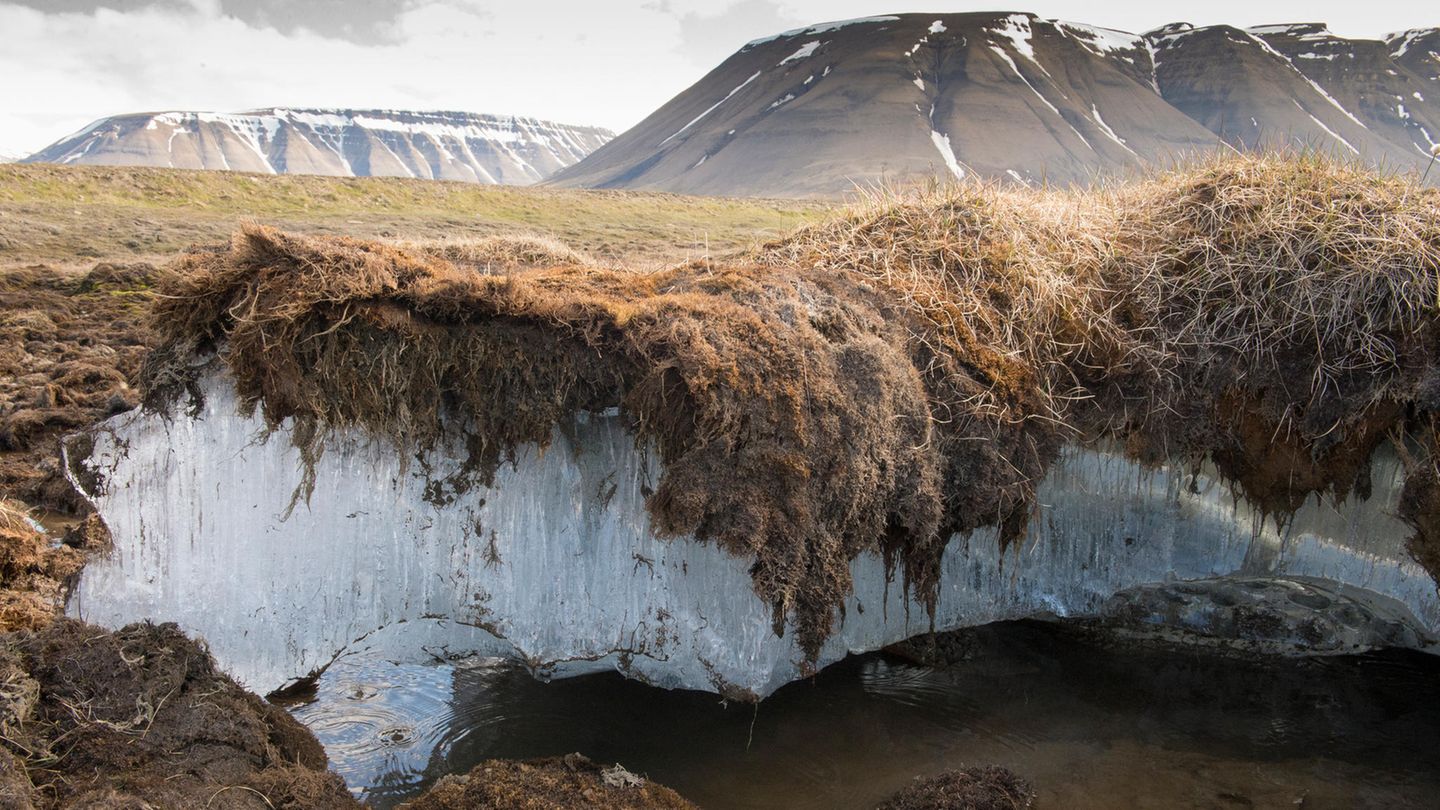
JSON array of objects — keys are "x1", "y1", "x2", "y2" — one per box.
[
  {"x1": 746, "y1": 16, "x2": 900, "y2": 47},
  {"x1": 778, "y1": 41, "x2": 822, "y2": 65},
  {"x1": 661, "y1": 71, "x2": 762, "y2": 146},
  {"x1": 26, "y1": 109, "x2": 612, "y2": 185}
]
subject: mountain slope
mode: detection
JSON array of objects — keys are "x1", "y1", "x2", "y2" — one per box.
[
  {"x1": 1155, "y1": 23, "x2": 1440, "y2": 162},
  {"x1": 23, "y1": 109, "x2": 613, "y2": 185},
  {"x1": 552, "y1": 13, "x2": 1218, "y2": 196},
  {"x1": 552, "y1": 13, "x2": 1440, "y2": 197}
]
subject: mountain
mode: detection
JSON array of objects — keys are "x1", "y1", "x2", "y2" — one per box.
[
  {"x1": 23, "y1": 109, "x2": 614, "y2": 185},
  {"x1": 551, "y1": 14, "x2": 1440, "y2": 197},
  {"x1": 1157, "y1": 23, "x2": 1440, "y2": 164}
]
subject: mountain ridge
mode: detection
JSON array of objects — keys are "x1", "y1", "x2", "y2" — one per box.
[
  {"x1": 550, "y1": 14, "x2": 1440, "y2": 197},
  {"x1": 23, "y1": 108, "x2": 614, "y2": 185}
]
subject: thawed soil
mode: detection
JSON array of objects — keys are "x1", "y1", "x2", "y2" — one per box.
[
  {"x1": 875, "y1": 767, "x2": 1034, "y2": 810},
  {"x1": 0, "y1": 619, "x2": 357, "y2": 809}
]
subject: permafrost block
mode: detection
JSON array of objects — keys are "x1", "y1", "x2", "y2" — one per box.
[{"x1": 65, "y1": 371, "x2": 1440, "y2": 697}]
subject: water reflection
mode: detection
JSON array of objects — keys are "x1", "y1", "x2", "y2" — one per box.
[{"x1": 288, "y1": 621, "x2": 1440, "y2": 808}]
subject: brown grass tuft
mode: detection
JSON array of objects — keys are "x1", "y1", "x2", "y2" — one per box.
[
  {"x1": 399, "y1": 233, "x2": 595, "y2": 273},
  {"x1": 139, "y1": 153, "x2": 1440, "y2": 660}
]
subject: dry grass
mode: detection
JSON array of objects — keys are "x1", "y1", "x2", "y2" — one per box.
[
  {"x1": 138, "y1": 153, "x2": 1440, "y2": 661},
  {"x1": 0, "y1": 163, "x2": 822, "y2": 271},
  {"x1": 0, "y1": 619, "x2": 357, "y2": 809},
  {"x1": 401, "y1": 234, "x2": 595, "y2": 273}
]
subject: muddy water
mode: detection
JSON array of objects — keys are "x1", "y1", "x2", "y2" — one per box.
[{"x1": 287, "y1": 621, "x2": 1440, "y2": 809}]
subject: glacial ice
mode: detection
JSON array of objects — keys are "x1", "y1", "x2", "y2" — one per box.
[{"x1": 66, "y1": 371, "x2": 1440, "y2": 698}]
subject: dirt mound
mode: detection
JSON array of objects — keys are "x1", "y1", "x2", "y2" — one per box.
[
  {"x1": 875, "y1": 766, "x2": 1035, "y2": 809},
  {"x1": 0, "y1": 618, "x2": 358, "y2": 809},
  {"x1": 0, "y1": 262, "x2": 165, "y2": 514},
  {"x1": 0, "y1": 500, "x2": 82, "y2": 633},
  {"x1": 138, "y1": 153, "x2": 1440, "y2": 662},
  {"x1": 402, "y1": 753, "x2": 696, "y2": 809}
]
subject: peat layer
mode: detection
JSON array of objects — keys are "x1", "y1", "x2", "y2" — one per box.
[
  {"x1": 139, "y1": 154, "x2": 1440, "y2": 661},
  {"x1": 0, "y1": 618, "x2": 357, "y2": 809}
]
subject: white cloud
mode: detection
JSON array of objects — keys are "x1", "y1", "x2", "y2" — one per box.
[{"x1": 0, "y1": 1, "x2": 701, "y2": 155}]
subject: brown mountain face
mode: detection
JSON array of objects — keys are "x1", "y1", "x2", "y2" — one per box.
[
  {"x1": 1158, "y1": 23, "x2": 1440, "y2": 164},
  {"x1": 1388, "y1": 28, "x2": 1440, "y2": 83},
  {"x1": 551, "y1": 14, "x2": 1440, "y2": 197}
]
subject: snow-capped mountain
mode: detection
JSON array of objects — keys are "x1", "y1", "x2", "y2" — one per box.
[
  {"x1": 24, "y1": 109, "x2": 614, "y2": 185},
  {"x1": 551, "y1": 14, "x2": 1440, "y2": 197}
]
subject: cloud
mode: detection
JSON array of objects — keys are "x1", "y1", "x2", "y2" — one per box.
[
  {"x1": 0, "y1": 1, "x2": 701, "y2": 155},
  {"x1": 668, "y1": 0, "x2": 804, "y2": 66},
  {"x1": 3, "y1": 0, "x2": 426, "y2": 44}
]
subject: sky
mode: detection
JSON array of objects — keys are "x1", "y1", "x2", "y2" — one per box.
[{"x1": 0, "y1": 0, "x2": 1432, "y2": 158}]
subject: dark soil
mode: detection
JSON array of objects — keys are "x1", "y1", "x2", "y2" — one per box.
[
  {"x1": 400, "y1": 753, "x2": 697, "y2": 810},
  {"x1": 0, "y1": 618, "x2": 358, "y2": 809},
  {"x1": 875, "y1": 767, "x2": 1035, "y2": 809}
]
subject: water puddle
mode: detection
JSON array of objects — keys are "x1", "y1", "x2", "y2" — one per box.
[{"x1": 286, "y1": 621, "x2": 1440, "y2": 808}]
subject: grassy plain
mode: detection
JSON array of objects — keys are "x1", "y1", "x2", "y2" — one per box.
[{"x1": 0, "y1": 164, "x2": 823, "y2": 269}]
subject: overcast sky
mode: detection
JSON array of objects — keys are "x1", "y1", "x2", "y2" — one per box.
[{"x1": 0, "y1": 0, "x2": 1432, "y2": 157}]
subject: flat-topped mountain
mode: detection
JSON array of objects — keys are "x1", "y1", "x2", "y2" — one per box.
[
  {"x1": 551, "y1": 14, "x2": 1440, "y2": 196},
  {"x1": 23, "y1": 109, "x2": 614, "y2": 185}
]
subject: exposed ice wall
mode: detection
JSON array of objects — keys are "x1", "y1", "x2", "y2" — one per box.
[{"x1": 67, "y1": 371, "x2": 1439, "y2": 697}]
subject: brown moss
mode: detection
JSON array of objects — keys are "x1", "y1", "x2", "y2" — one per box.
[
  {"x1": 875, "y1": 766, "x2": 1035, "y2": 810},
  {"x1": 0, "y1": 501, "x2": 82, "y2": 633},
  {"x1": 137, "y1": 154, "x2": 1440, "y2": 662},
  {"x1": 401, "y1": 753, "x2": 696, "y2": 810},
  {"x1": 0, "y1": 263, "x2": 162, "y2": 513},
  {"x1": 0, "y1": 619, "x2": 358, "y2": 809}
]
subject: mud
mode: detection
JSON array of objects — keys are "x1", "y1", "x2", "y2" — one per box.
[{"x1": 0, "y1": 619, "x2": 357, "y2": 809}]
